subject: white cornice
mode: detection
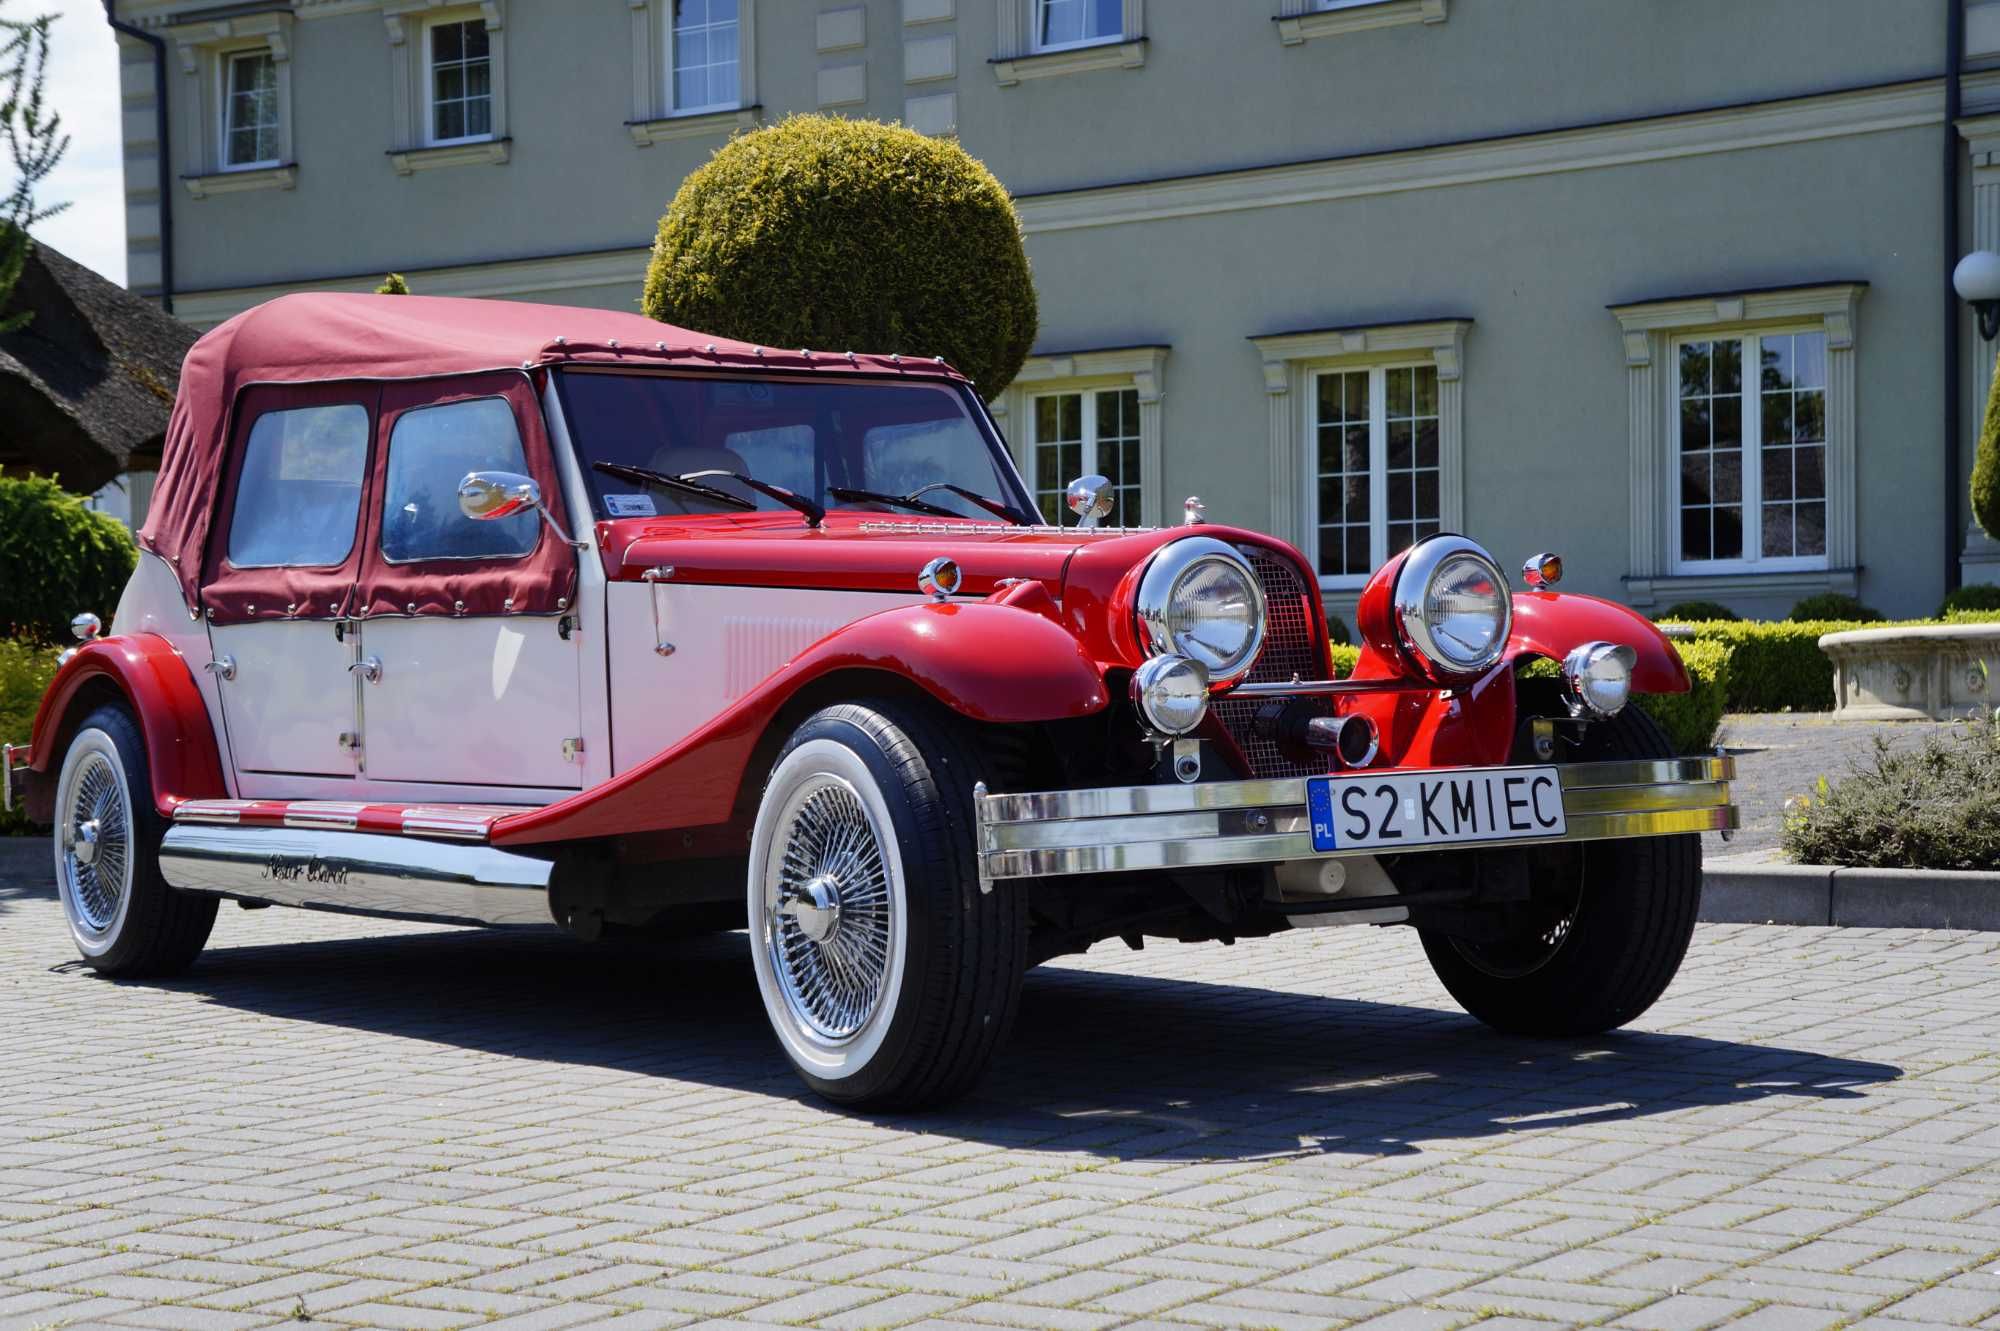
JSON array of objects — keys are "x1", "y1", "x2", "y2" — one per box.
[
  {"x1": 1010, "y1": 345, "x2": 1169, "y2": 402},
  {"x1": 1250, "y1": 319, "x2": 1471, "y2": 390},
  {"x1": 1016, "y1": 80, "x2": 1943, "y2": 235},
  {"x1": 1609, "y1": 282, "x2": 1868, "y2": 363}
]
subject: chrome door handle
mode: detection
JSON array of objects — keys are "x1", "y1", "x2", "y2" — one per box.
[
  {"x1": 348, "y1": 656, "x2": 382, "y2": 684},
  {"x1": 203, "y1": 656, "x2": 236, "y2": 682}
]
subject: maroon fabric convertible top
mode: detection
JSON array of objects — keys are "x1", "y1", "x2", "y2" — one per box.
[{"x1": 138, "y1": 293, "x2": 971, "y2": 613}]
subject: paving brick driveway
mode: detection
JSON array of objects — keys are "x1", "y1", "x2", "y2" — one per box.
[{"x1": 4, "y1": 843, "x2": 2000, "y2": 1331}]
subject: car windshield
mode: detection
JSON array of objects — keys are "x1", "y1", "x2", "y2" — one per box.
[{"x1": 557, "y1": 370, "x2": 1031, "y2": 523}]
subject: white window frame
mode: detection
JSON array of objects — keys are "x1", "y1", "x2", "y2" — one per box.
[
  {"x1": 1303, "y1": 361, "x2": 1444, "y2": 591},
  {"x1": 993, "y1": 0, "x2": 1144, "y2": 83},
  {"x1": 666, "y1": 0, "x2": 742, "y2": 115},
  {"x1": 1024, "y1": 387, "x2": 1144, "y2": 528},
  {"x1": 991, "y1": 345, "x2": 1167, "y2": 528},
  {"x1": 170, "y1": 13, "x2": 296, "y2": 194},
  {"x1": 1250, "y1": 320, "x2": 1470, "y2": 594},
  {"x1": 1030, "y1": 0, "x2": 1122, "y2": 53},
  {"x1": 1664, "y1": 327, "x2": 1828, "y2": 577},
  {"x1": 218, "y1": 49, "x2": 282, "y2": 171},
  {"x1": 421, "y1": 15, "x2": 495, "y2": 147},
  {"x1": 383, "y1": 1, "x2": 509, "y2": 174},
  {"x1": 1612, "y1": 284, "x2": 1865, "y2": 608},
  {"x1": 626, "y1": 0, "x2": 759, "y2": 144}
]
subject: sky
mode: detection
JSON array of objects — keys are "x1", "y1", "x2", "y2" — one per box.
[{"x1": 6, "y1": 0, "x2": 126, "y2": 286}]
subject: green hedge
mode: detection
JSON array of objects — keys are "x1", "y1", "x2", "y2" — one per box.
[
  {"x1": 0, "y1": 473, "x2": 137, "y2": 645},
  {"x1": 1782, "y1": 710, "x2": 2000, "y2": 870},
  {"x1": 0, "y1": 638, "x2": 59, "y2": 834},
  {"x1": 1659, "y1": 613, "x2": 2000, "y2": 713}
]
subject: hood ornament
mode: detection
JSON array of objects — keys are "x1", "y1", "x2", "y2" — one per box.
[{"x1": 1183, "y1": 496, "x2": 1207, "y2": 525}]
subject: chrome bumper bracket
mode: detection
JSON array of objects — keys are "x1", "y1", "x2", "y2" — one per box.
[{"x1": 975, "y1": 756, "x2": 1736, "y2": 882}]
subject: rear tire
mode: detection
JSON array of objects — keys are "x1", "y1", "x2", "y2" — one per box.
[
  {"x1": 747, "y1": 699, "x2": 1025, "y2": 1109},
  {"x1": 53, "y1": 706, "x2": 217, "y2": 977},
  {"x1": 1419, "y1": 702, "x2": 1699, "y2": 1036}
]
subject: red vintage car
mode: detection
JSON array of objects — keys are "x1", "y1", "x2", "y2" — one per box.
[{"x1": 4, "y1": 295, "x2": 1734, "y2": 1108}]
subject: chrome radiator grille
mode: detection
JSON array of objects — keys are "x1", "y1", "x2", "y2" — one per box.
[{"x1": 1210, "y1": 545, "x2": 1330, "y2": 780}]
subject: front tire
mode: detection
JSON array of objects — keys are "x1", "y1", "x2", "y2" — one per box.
[
  {"x1": 53, "y1": 706, "x2": 217, "y2": 976},
  {"x1": 1419, "y1": 701, "x2": 1700, "y2": 1036},
  {"x1": 747, "y1": 700, "x2": 1025, "y2": 1109}
]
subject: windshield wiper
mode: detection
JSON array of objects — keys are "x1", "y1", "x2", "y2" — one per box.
[
  {"x1": 825, "y1": 486, "x2": 966, "y2": 520},
  {"x1": 679, "y1": 469, "x2": 826, "y2": 529},
  {"x1": 904, "y1": 481, "x2": 1032, "y2": 525},
  {"x1": 592, "y1": 461, "x2": 756, "y2": 512}
]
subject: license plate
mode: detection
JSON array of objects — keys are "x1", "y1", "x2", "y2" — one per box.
[{"x1": 1305, "y1": 765, "x2": 1567, "y2": 853}]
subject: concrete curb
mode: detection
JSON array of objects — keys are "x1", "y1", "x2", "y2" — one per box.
[{"x1": 1703, "y1": 853, "x2": 2000, "y2": 930}]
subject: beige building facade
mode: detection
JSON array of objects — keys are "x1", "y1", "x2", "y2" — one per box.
[{"x1": 108, "y1": 0, "x2": 2000, "y2": 619}]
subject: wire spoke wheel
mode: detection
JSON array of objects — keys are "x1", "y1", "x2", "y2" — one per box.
[
  {"x1": 60, "y1": 749, "x2": 131, "y2": 938},
  {"x1": 764, "y1": 776, "x2": 894, "y2": 1043}
]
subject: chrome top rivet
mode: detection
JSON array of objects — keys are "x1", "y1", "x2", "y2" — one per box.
[
  {"x1": 704, "y1": 343, "x2": 716, "y2": 354},
  {"x1": 453, "y1": 600, "x2": 465, "y2": 615},
  {"x1": 656, "y1": 341, "x2": 668, "y2": 351},
  {"x1": 558, "y1": 597, "x2": 569, "y2": 610},
  {"x1": 890, "y1": 353, "x2": 901, "y2": 363},
  {"x1": 845, "y1": 350, "x2": 857, "y2": 363},
  {"x1": 935, "y1": 355, "x2": 947, "y2": 364},
  {"x1": 800, "y1": 348, "x2": 812, "y2": 359},
  {"x1": 554, "y1": 335, "x2": 567, "y2": 346},
  {"x1": 285, "y1": 603, "x2": 295, "y2": 615},
  {"x1": 753, "y1": 346, "x2": 765, "y2": 357},
  {"x1": 406, "y1": 602, "x2": 417, "y2": 615},
  {"x1": 503, "y1": 597, "x2": 514, "y2": 611},
  {"x1": 247, "y1": 605, "x2": 255, "y2": 615}
]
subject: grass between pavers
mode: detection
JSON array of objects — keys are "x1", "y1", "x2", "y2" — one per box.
[{"x1": 1781, "y1": 709, "x2": 2000, "y2": 872}]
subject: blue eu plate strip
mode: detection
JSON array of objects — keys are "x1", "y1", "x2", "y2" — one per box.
[{"x1": 1306, "y1": 778, "x2": 1338, "y2": 853}]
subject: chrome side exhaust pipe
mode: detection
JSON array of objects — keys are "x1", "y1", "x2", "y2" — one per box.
[{"x1": 1304, "y1": 713, "x2": 1380, "y2": 768}]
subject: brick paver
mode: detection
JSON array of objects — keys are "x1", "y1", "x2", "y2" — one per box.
[{"x1": 4, "y1": 842, "x2": 1999, "y2": 1330}]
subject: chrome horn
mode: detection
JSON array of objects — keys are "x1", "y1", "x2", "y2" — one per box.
[
  {"x1": 458, "y1": 471, "x2": 587, "y2": 550},
  {"x1": 1065, "y1": 474, "x2": 1114, "y2": 529}
]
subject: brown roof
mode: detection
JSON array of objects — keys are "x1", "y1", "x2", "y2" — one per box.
[{"x1": 0, "y1": 240, "x2": 196, "y2": 494}]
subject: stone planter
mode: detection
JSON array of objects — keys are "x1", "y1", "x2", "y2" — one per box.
[{"x1": 1819, "y1": 623, "x2": 2000, "y2": 720}]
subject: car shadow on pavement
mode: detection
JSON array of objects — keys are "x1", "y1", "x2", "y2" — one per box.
[{"x1": 78, "y1": 920, "x2": 1901, "y2": 1162}]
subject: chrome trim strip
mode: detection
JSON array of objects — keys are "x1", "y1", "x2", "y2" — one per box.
[
  {"x1": 159, "y1": 825, "x2": 555, "y2": 926},
  {"x1": 974, "y1": 757, "x2": 1736, "y2": 881},
  {"x1": 1222, "y1": 677, "x2": 1411, "y2": 698}
]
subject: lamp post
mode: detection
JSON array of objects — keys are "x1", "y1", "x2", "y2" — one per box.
[{"x1": 1954, "y1": 250, "x2": 2000, "y2": 340}]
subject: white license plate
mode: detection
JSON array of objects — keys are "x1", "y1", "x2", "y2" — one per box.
[{"x1": 1305, "y1": 766, "x2": 1567, "y2": 853}]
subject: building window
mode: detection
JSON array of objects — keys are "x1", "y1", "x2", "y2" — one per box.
[
  {"x1": 1034, "y1": 0, "x2": 1121, "y2": 50},
  {"x1": 1612, "y1": 284, "x2": 1864, "y2": 607},
  {"x1": 221, "y1": 51, "x2": 280, "y2": 168},
  {"x1": 670, "y1": 0, "x2": 741, "y2": 112},
  {"x1": 1671, "y1": 331, "x2": 1826, "y2": 571},
  {"x1": 427, "y1": 18, "x2": 493, "y2": 144},
  {"x1": 1310, "y1": 364, "x2": 1439, "y2": 582},
  {"x1": 1030, "y1": 388, "x2": 1141, "y2": 526}
]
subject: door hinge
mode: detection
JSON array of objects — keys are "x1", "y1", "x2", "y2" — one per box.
[{"x1": 561, "y1": 737, "x2": 585, "y2": 763}]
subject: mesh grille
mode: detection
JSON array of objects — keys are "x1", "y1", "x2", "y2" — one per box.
[{"x1": 1211, "y1": 545, "x2": 1331, "y2": 780}]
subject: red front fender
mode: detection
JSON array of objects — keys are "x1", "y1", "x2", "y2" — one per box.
[
  {"x1": 1506, "y1": 592, "x2": 1690, "y2": 693},
  {"x1": 26, "y1": 635, "x2": 228, "y2": 821},
  {"x1": 494, "y1": 599, "x2": 1107, "y2": 846}
]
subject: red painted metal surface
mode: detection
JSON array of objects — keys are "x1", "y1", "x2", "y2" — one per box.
[
  {"x1": 27, "y1": 636, "x2": 228, "y2": 819},
  {"x1": 1507, "y1": 591, "x2": 1691, "y2": 693},
  {"x1": 492, "y1": 599, "x2": 1108, "y2": 846}
]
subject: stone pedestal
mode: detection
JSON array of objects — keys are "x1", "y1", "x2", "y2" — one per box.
[{"x1": 1820, "y1": 624, "x2": 2000, "y2": 720}]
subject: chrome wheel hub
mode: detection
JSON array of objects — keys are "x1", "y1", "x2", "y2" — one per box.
[
  {"x1": 767, "y1": 778, "x2": 892, "y2": 1042},
  {"x1": 61, "y1": 752, "x2": 129, "y2": 936}
]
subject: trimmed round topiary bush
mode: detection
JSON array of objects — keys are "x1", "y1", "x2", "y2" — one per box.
[
  {"x1": 1940, "y1": 583, "x2": 2000, "y2": 617},
  {"x1": 1655, "y1": 600, "x2": 1739, "y2": 622},
  {"x1": 642, "y1": 115, "x2": 1038, "y2": 395},
  {"x1": 1976, "y1": 345, "x2": 2000, "y2": 540},
  {"x1": 0, "y1": 472, "x2": 137, "y2": 644},
  {"x1": 1787, "y1": 592, "x2": 1883, "y2": 623}
]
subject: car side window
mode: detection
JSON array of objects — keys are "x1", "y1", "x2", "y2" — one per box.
[
  {"x1": 228, "y1": 404, "x2": 371, "y2": 568},
  {"x1": 380, "y1": 397, "x2": 539, "y2": 563}
]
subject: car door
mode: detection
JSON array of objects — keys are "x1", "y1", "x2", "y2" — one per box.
[
  {"x1": 202, "y1": 384, "x2": 378, "y2": 782},
  {"x1": 352, "y1": 373, "x2": 584, "y2": 791}
]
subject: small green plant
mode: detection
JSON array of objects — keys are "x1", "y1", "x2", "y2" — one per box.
[
  {"x1": 1940, "y1": 583, "x2": 2000, "y2": 617},
  {"x1": 643, "y1": 114, "x2": 1037, "y2": 394},
  {"x1": 375, "y1": 272, "x2": 409, "y2": 295},
  {"x1": 1788, "y1": 592, "x2": 1883, "y2": 623},
  {"x1": 0, "y1": 472, "x2": 137, "y2": 644},
  {"x1": 1976, "y1": 344, "x2": 2000, "y2": 539},
  {"x1": 1782, "y1": 710, "x2": 2000, "y2": 870},
  {"x1": 1656, "y1": 600, "x2": 1739, "y2": 622},
  {"x1": 1633, "y1": 637, "x2": 1731, "y2": 754},
  {"x1": 1326, "y1": 614, "x2": 1351, "y2": 647}
]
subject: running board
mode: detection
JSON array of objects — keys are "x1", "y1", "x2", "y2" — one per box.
[{"x1": 159, "y1": 824, "x2": 556, "y2": 927}]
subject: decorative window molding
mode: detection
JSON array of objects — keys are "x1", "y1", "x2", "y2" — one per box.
[
  {"x1": 184, "y1": 164, "x2": 297, "y2": 198},
  {"x1": 1275, "y1": 0, "x2": 1445, "y2": 46},
  {"x1": 168, "y1": 12, "x2": 295, "y2": 181},
  {"x1": 1611, "y1": 282, "x2": 1866, "y2": 607},
  {"x1": 1249, "y1": 319, "x2": 1469, "y2": 573},
  {"x1": 991, "y1": 345, "x2": 1167, "y2": 527},
  {"x1": 992, "y1": 0, "x2": 1143, "y2": 84},
  {"x1": 628, "y1": 0, "x2": 758, "y2": 141},
  {"x1": 383, "y1": 1, "x2": 508, "y2": 166}
]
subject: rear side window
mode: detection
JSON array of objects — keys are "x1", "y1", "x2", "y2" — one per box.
[
  {"x1": 381, "y1": 397, "x2": 539, "y2": 563},
  {"x1": 228, "y1": 404, "x2": 371, "y2": 568}
]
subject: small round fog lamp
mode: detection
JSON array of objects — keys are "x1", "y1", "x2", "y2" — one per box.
[
  {"x1": 1132, "y1": 654, "x2": 1209, "y2": 736},
  {"x1": 1562, "y1": 641, "x2": 1637, "y2": 718}
]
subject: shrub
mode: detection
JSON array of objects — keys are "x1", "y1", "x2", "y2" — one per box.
[
  {"x1": 1788, "y1": 592, "x2": 1883, "y2": 623},
  {"x1": 375, "y1": 272, "x2": 409, "y2": 295},
  {"x1": 1326, "y1": 614, "x2": 1351, "y2": 647},
  {"x1": 1976, "y1": 344, "x2": 2000, "y2": 540},
  {"x1": 0, "y1": 473, "x2": 136, "y2": 644},
  {"x1": 642, "y1": 115, "x2": 1037, "y2": 395},
  {"x1": 1329, "y1": 643, "x2": 1358, "y2": 678},
  {"x1": 1633, "y1": 637, "x2": 1731, "y2": 755},
  {"x1": 1656, "y1": 600, "x2": 1739, "y2": 622},
  {"x1": 1781, "y1": 710, "x2": 2000, "y2": 870},
  {"x1": 0, "y1": 637, "x2": 58, "y2": 834},
  {"x1": 1940, "y1": 583, "x2": 2000, "y2": 617}
]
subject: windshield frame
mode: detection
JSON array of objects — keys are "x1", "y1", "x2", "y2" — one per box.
[{"x1": 551, "y1": 366, "x2": 1039, "y2": 525}]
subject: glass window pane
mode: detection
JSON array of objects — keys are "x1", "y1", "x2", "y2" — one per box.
[
  {"x1": 1345, "y1": 527, "x2": 1369, "y2": 575},
  {"x1": 1713, "y1": 397, "x2": 1741, "y2": 449},
  {"x1": 1343, "y1": 477, "x2": 1366, "y2": 523},
  {"x1": 1794, "y1": 333, "x2": 1827, "y2": 389},
  {"x1": 1415, "y1": 470, "x2": 1438, "y2": 522},
  {"x1": 1343, "y1": 425, "x2": 1368, "y2": 475},
  {"x1": 436, "y1": 64, "x2": 464, "y2": 102},
  {"x1": 1713, "y1": 450, "x2": 1741, "y2": 504},
  {"x1": 1415, "y1": 421, "x2": 1439, "y2": 469},
  {"x1": 465, "y1": 97, "x2": 491, "y2": 138},
  {"x1": 229, "y1": 404, "x2": 370, "y2": 568},
  {"x1": 1760, "y1": 334, "x2": 1792, "y2": 392},
  {"x1": 1386, "y1": 421, "x2": 1411, "y2": 470},
  {"x1": 1761, "y1": 445, "x2": 1792, "y2": 502},
  {"x1": 432, "y1": 21, "x2": 461, "y2": 62},
  {"x1": 1796, "y1": 445, "x2": 1825, "y2": 500},
  {"x1": 1413, "y1": 366, "x2": 1438, "y2": 417},
  {"x1": 1760, "y1": 392, "x2": 1790, "y2": 450},
  {"x1": 1388, "y1": 475, "x2": 1413, "y2": 521},
  {"x1": 1345, "y1": 370, "x2": 1369, "y2": 418},
  {"x1": 1713, "y1": 339, "x2": 1742, "y2": 394},
  {"x1": 381, "y1": 398, "x2": 539, "y2": 563},
  {"x1": 1714, "y1": 506, "x2": 1742, "y2": 560},
  {"x1": 1762, "y1": 503, "x2": 1792, "y2": 559},
  {"x1": 435, "y1": 100, "x2": 464, "y2": 142},
  {"x1": 1092, "y1": 0, "x2": 1122, "y2": 39},
  {"x1": 1680, "y1": 342, "x2": 1710, "y2": 397},
  {"x1": 1795, "y1": 390, "x2": 1825, "y2": 444},
  {"x1": 1681, "y1": 454, "x2": 1710, "y2": 507},
  {"x1": 1681, "y1": 508, "x2": 1709, "y2": 562},
  {"x1": 1680, "y1": 400, "x2": 1709, "y2": 451},
  {"x1": 1796, "y1": 502, "x2": 1826, "y2": 556},
  {"x1": 463, "y1": 19, "x2": 488, "y2": 58},
  {"x1": 1386, "y1": 367, "x2": 1412, "y2": 417}
]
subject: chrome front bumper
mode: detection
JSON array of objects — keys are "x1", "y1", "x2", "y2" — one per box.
[{"x1": 974, "y1": 757, "x2": 1735, "y2": 882}]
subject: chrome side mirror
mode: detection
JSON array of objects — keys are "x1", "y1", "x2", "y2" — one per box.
[
  {"x1": 1065, "y1": 474, "x2": 1114, "y2": 529},
  {"x1": 70, "y1": 612, "x2": 102, "y2": 643},
  {"x1": 457, "y1": 471, "x2": 587, "y2": 550}
]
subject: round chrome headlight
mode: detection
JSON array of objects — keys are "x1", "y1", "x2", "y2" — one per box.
[
  {"x1": 1134, "y1": 537, "x2": 1267, "y2": 683},
  {"x1": 1392, "y1": 535, "x2": 1512, "y2": 676},
  {"x1": 1132, "y1": 654, "x2": 1209, "y2": 735}
]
